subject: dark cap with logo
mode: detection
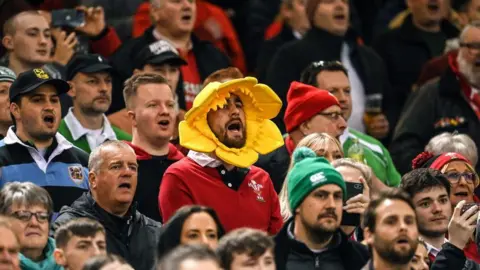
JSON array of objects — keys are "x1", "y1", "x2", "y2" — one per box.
[
  {"x1": 67, "y1": 54, "x2": 113, "y2": 81},
  {"x1": 9, "y1": 68, "x2": 70, "y2": 101},
  {"x1": 135, "y1": 40, "x2": 187, "y2": 69}
]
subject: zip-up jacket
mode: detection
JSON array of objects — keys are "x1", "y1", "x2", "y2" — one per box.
[
  {"x1": 52, "y1": 192, "x2": 161, "y2": 270},
  {"x1": 0, "y1": 128, "x2": 89, "y2": 213}
]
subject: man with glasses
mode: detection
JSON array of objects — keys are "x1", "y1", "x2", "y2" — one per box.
[
  {"x1": 0, "y1": 182, "x2": 62, "y2": 269},
  {"x1": 256, "y1": 81, "x2": 346, "y2": 193},
  {"x1": 391, "y1": 22, "x2": 480, "y2": 175},
  {"x1": 300, "y1": 60, "x2": 400, "y2": 187}
]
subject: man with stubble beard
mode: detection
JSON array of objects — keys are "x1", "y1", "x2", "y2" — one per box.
[
  {"x1": 58, "y1": 54, "x2": 131, "y2": 154},
  {"x1": 0, "y1": 68, "x2": 89, "y2": 216},
  {"x1": 362, "y1": 189, "x2": 419, "y2": 270},
  {"x1": 160, "y1": 77, "x2": 284, "y2": 233}
]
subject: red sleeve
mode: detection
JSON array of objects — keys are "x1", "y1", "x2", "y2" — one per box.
[
  {"x1": 159, "y1": 171, "x2": 194, "y2": 223},
  {"x1": 89, "y1": 27, "x2": 122, "y2": 58},
  {"x1": 267, "y1": 177, "x2": 283, "y2": 235}
]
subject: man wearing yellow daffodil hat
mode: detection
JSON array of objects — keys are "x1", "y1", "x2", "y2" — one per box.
[{"x1": 159, "y1": 76, "x2": 285, "y2": 233}]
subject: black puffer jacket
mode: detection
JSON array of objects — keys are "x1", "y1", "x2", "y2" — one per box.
[
  {"x1": 389, "y1": 62, "x2": 480, "y2": 175},
  {"x1": 431, "y1": 242, "x2": 480, "y2": 270},
  {"x1": 275, "y1": 218, "x2": 370, "y2": 270},
  {"x1": 52, "y1": 193, "x2": 161, "y2": 270}
]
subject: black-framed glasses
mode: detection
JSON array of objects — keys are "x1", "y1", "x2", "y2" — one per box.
[
  {"x1": 11, "y1": 211, "x2": 49, "y2": 223},
  {"x1": 318, "y1": 112, "x2": 344, "y2": 121},
  {"x1": 460, "y1": 42, "x2": 480, "y2": 50},
  {"x1": 444, "y1": 171, "x2": 477, "y2": 184}
]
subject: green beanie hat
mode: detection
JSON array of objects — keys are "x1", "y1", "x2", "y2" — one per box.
[{"x1": 287, "y1": 147, "x2": 347, "y2": 211}]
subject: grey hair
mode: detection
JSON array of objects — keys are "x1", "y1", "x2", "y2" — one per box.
[
  {"x1": 88, "y1": 140, "x2": 135, "y2": 173},
  {"x1": 0, "y1": 182, "x2": 53, "y2": 217},
  {"x1": 459, "y1": 20, "x2": 480, "y2": 42},
  {"x1": 331, "y1": 158, "x2": 373, "y2": 188},
  {"x1": 425, "y1": 132, "x2": 478, "y2": 167}
]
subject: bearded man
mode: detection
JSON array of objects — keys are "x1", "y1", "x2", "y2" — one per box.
[
  {"x1": 390, "y1": 21, "x2": 480, "y2": 175},
  {"x1": 159, "y1": 77, "x2": 284, "y2": 234}
]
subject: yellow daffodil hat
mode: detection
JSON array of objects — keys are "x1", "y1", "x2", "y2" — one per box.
[{"x1": 179, "y1": 77, "x2": 284, "y2": 168}]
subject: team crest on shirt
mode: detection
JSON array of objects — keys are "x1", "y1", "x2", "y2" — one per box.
[
  {"x1": 248, "y1": 180, "x2": 265, "y2": 203},
  {"x1": 68, "y1": 166, "x2": 84, "y2": 185}
]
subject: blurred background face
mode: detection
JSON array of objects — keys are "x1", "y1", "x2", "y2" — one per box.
[
  {"x1": 230, "y1": 249, "x2": 275, "y2": 270},
  {"x1": 459, "y1": 0, "x2": 480, "y2": 24},
  {"x1": 336, "y1": 166, "x2": 361, "y2": 184},
  {"x1": 409, "y1": 244, "x2": 429, "y2": 270},
  {"x1": 313, "y1": 0, "x2": 349, "y2": 36},
  {"x1": 142, "y1": 64, "x2": 180, "y2": 91},
  {"x1": 411, "y1": 187, "x2": 451, "y2": 238},
  {"x1": 282, "y1": 0, "x2": 310, "y2": 35},
  {"x1": 458, "y1": 26, "x2": 480, "y2": 86},
  {"x1": 296, "y1": 184, "x2": 343, "y2": 236},
  {"x1": 61, "y1": 232, "x2": 107, "y2": 270},
  {"x1": 70, "y1": 72, "x2": 112, "y2": 116},
  {"x1": 9, "y1": 204, "x2": 49, "y2": 254},
  {"x1": 91, "y1": 147, "x2": 138, "y2": 209},
  {"x1": 0, "y1": 82, "x2": 12, "y2": 127},
  {"x1": 132, "y1": 83, "x2": 176, "y2": 141},
  {"x1": 13, "y1": 86, "x2": 61, "y2": 142},
  {"x1": 368, "y1": 199, "x2": 418, "y2": 265},
  {"x1": 442, "y1": 161, "x2": 477, "y2": 206},
  {"x1": 407, "y1": 0, "x2": 447, "y2": 27},
  {"x1": 180, "y1": 212, "x2": 219, "y2": 250},
  {"x1": 0, "y1": 227, "x2": 20, "y2": 270},
  {"x1": 6, "y1": 13, "x2": 53, "y2": 65},
  {"x1": 316, "y1": 70, "x2": 351, "y2": 121},
  {"x1": 303, "y1": 105, "x2": 347, "y2": 139},
  {"x1": 150, "y1": 0, "x2": 196, "y2": 36}
]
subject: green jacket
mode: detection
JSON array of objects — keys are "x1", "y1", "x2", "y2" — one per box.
[
  {"x1": 341, "y1": 128, "x2": 401, "y2": 187},
  {"x1": 58, "y1": 119, "x2": 132, "y2": 153},
  {"x1": 19, "y1": 238, "x2": 63, "y2": 270}
]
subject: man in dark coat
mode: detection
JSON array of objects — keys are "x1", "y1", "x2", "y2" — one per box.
[
  {"x1": 373, "y1": 0, "x2": 459, "y2": 134},
  {"x1": 52, "y1": 141, "x2": 161, "y2": 270},
  {"x1": 275, "y1": 147, "x2": 369, "y2": 270},
  {"x1": 265, "y1": 0, "x2": 389, "y2": 139},
  {"x1": 390, "y1": 23, "x2": 480, "y2": 174}
]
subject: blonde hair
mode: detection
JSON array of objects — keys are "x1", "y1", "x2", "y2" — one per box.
[
  {"x1": 279, "y1": 133, "x2": 344, "y2": 221},
  {"x1": 331, "y1": 158, "x2": 373, "y2": 188}
]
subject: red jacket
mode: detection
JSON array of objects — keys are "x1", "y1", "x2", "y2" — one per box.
[{"x1": 159, "y1": 157, "x2": 283, "y2": 234}]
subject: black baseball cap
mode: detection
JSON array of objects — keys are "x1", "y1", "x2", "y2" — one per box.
[
  {"x1": 135, "y1": 40, "x2": 187, "y2": 69},
  {"x1": 67, "y1": 54, "x2": 113, "y2": 81},
  {"x1": 9, "y1": 68, "x2": 70, "y2": 101}
]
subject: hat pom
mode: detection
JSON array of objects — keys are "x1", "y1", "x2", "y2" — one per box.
[
  {"x1": 292, "y1": 147, "x2": 317, "y2": 164},
  {"x1": 412, "y1": 151, "x2": 434, "y2": 169}
]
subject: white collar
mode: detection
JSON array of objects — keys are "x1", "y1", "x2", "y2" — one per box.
[
  {"x1": 292, "y1": 30, "x2": 303, "y2": 40},
  {"x1": 152, "y1": 29, "x2": 193, "y2": 50},
  {"x1": 4, "y1": 127, "x2": 73, "y2": 173},
  {"x1": 339, "y1": 127, "x2": 350, "y2": 145},
  {"x1": 64, "y1": 107, "x2": 117, "y2": 141},
  {"x1": 424, "y1": 238, "x2": 448, "y2": 257},
  {"x1": 187, "y1": 151, "x2": 223, "y2": 168}
]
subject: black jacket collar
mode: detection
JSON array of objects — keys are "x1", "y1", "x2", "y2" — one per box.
[{"x1": 398, "y1": 14, "x2": 459, "y2": 42}]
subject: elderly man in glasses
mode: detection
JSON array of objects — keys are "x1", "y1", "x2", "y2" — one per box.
[
  {"x1": 256, "y1": 81, "x2": 347, "y2": 193},
  {"x1": 0, "y1": 182, "x2": 62, "y2": 270}
]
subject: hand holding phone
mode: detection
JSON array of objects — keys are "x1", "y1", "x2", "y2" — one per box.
[
  {"x1": 449, "y1": 200, "x2": 478, "y2": 250},
  {"x1": 51, "y1": 9, "x2": 85, "y2": 29},
  {"x1": 341, "y1": 177, "x2": 370, "y2": 226}
]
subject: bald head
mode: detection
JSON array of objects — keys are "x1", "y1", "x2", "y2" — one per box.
[{"x1": 3, "y1": 11, "x2": 47, "y2": 36}]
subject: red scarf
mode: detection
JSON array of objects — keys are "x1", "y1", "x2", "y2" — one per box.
[{"x1": 448, "y1": 53, "x2": 480, "y2": 120}]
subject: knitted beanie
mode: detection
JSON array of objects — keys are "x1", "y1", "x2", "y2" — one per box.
[
  {"x1": 0, "y1": 66, "x2": 16, "y2": 83},
  {"x1": 287, "y1": 147, "x2": 346, "y2": 211},
  {"x1": 306, "y1": 0, "x2": 321, "y2": 24},
  {"x1": 284, "y1": 81, "x2": 340, "y2": 133}
]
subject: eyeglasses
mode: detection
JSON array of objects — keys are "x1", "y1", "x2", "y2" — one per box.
[
  {"x1": 460, "y1": 42, "x2": 480, "y2": 50},
  {"x1": 11, "y1": 211, "x2": 49, "y2": 223},
  {"x1": 318, "y1": 112, "x2": 344, "y2": 121},
  {"x1": 444, "y1": 171, "x2": 477, "y2": 184}
]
